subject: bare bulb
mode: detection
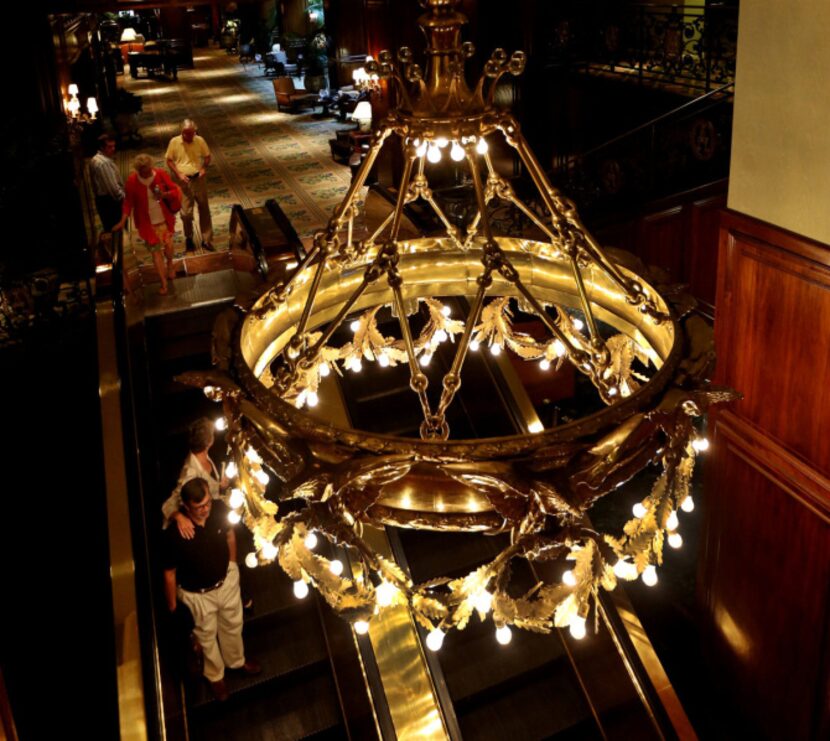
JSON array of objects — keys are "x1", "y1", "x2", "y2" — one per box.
[
  {"x1": 680, "y1": 496, "x2": 695, "y2": 513},
  {"x1": 420, "y1": 353, "x2": 432, "y2": 367},
  {"x1": 441, "y1": 305, "x2": 451, "y2": 317},
  {"x1": 472, "y1": 589, "x2": 493, "y2": 614},
  {"x1": 539, "y1": 359, "x2": 551, "y2": 371},
  {"x1": 427, "y1": 145, "x2": 442, "y2": 163},
  {"x1": 668, "y1": 532, "x2": 683, "y2": 549},
  {"x1": 246, "y1": 446, "x2": 262, "y2": 464},
  {"x1": 204, "y1": 385, "x2": 215, "y2": 398},
  {"x1": 306, "y1": 391, "x2": 319, "y2": 408},
  {"x1": 319, "y1": 363, "x2": 330, "y2": 377},
  {"x1": 225, "y1": 461, "x2": 238, "y2": 479},
  {"x1": 214, "y1": 417, "x2": 227, "y2": 432},
  {"x1": 553, "y1": 339, "x2": 566, "y2": 357},
  {"x1": 329, "y1": 559, "x2": 344, "y2": 576},
  {"x1": 632, "y1": 502, "x2": 647, "y2": 518},
  {"x1": 354, "y1": 620, "x2": 370, "y2": 635},
  {"x1": 228, "y1": 510, "x2": 241, "y2": 525},
  {"x1": 435, "y1": 137, "x2": 449, "y2": 148},
  {"x1": 426, "y1": 628, "x2": 445, "y2": 652},
  {"x1": 562, "y1": 569, "x2": 577, "y2": 587},
  {"x1": 376, "y1": 581, "x2": 397, "y2": 608},
  {"x1": 435, "y1": 329, "x2": 448, "y2": 343},
  {"x1": 469, "y1": 340, "x2": 480, "y2": 352},
  {"x1": 304, "y1": 532, "x2": 318, "y2": 550},
  {"x1": 569, "y1": 615, "x2": 587, "y2": 640},
  {"x1": 350, "y1": 319, "x2": 361, "y2": 333},
  {"x1": 476, "y1": 138, "x2": 489, "y2": 155},
  {"x1": 415, "y1": 141, "x2": 427, "y2": 157},
  {"x1": 573, "y1": 318, "x2": 585, "y2": 331},
  {"x1": 666, "y1": 510, "x2": 679, "y2": 531},
  {"x1": 261, "y1": 542, "x2": 278, "y2": 560},
  {"x1": 244, "y1": 552, "x2": 258, "y2": 568},
  {"x1": 642, "y1": 565, "x2": 658, "y2": 587},
  {"x1": 229, "y1": 488, "x2": 245, "y2": 509},
  {"x1": 495, "y1": 625, "x2": 512, "y2": 645},
  {"x1": 489, "y1": 343, "x2": 502, "y2": 356},
  {"x1": 450, "y1": 142, "x2": 465, "y2": 161},
  {"x1": 692, "y1": 437, "x2": 710, "y2": 453},
  {"x1": 254, "y1": 469, "x2": 270, "y2": 486},
  {"x1": 607, "y1": 386, "x2": 618, "y2": 397},
  {"x1": 350, "y1": 359, "x2": 362, "y2": 373},
  {"x1": 293, "y1": 580, "x2": 309, "y2": 599},
  {"x1": 614, "y1": 559, "x2": 637, "y2": 581}
]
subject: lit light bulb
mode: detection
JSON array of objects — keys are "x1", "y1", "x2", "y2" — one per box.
[
  {"x1": 426, "y1": 628, "x2": 445, "y2": 652},
  {"x1": 614, "y1": 559, "x2": 637, "y2": 581},
  {"x1": 306, "y1": 391, "x2": 319, "y2": 408},
  {"x1": 607, "y1": 386, "x2": 618, "y2": 397},
  {"x1": 228, "y1": 510, "x2": 242, "y2": 525},
  {"x1": 225, "y1": 461, "x2": 237, "y2": 479},
  {"x1": 539, "y1": 359, "x2": 551, "y2": 371},
  {"x1": 569, "y1": 615, "x2": 587, "y2": 640},
  {"x1": 415, "y1": 140, "x2": 428, "y2": 157},
  {"x1": 435, "y1": 137, "x2": 449, "y2": 148},
  {"x1": 304, "y1": 532, "x2": 318, "y2": 550},
  {"x1": 214, "y1": 417, "x2": 227, "y2": 432},
  {"x1": 666, "y1": 510, "x2": 679, "y2": 531},
  {"x1": 378, "y1": 352, "x2": 390, "y2": 367},
  {"x1": 472, "y1": 589, "x2": 493, "y2": 614},
  {"x1": 376, "y1": 581, "x2": 397, "y2": 608},
  {"x1": 319, "y1": 363, "x2": 330, "y2": 377},
  {"x1": 632, "y1": 502, "x2": 647, "y2": 518},
  {"x1": 420, "y1": 353, "x2": 432, "y2": 367},
  {"x1": 476, "y1": 138, "x2": 489, "y2": 154},
  {"x1": 489, "y1": 343, "x2": 502, "y2": 356},
  {"x1": 293, "y1": 580, "x2": 309, "y2": 599},
  {"x1": 469, "y1": 340, "x2": 480, "y2": 352},
  {"x1": 246, "y1": 446, "x2": 262, "y2": 464},
  {"x1": 350, "y1": 319, "x2": 361, "y2": 332},
  {"x1": 204, "y1": 385, "x2": 215, "y2": 397},
  {"x1": 562, "y1": 570, "x2": 577, "y2": 587},
  {"x1": 434, "y1": 329, "x2": 448, "y2": 343},
  {"x1": 441, "y1": 305, "x2": 451, "y2": 317},
  {"x1": 244, "y1": 552, "x2": 258, "y2": 568},
  {"x1": 350, "y1": 359, "x2": 362, "y2": 373},
  {"x1": 642, "y1": 565, "x2": 658, "y2": 587},
  {"x1": 354, "y1": 620, "x2": 370, "y2": 635},
  {"x1": 229, "y1": 488, "x2": 245, "y2": 509},
  {"x1": 261, "y1": 542, "x2": 278, "y2": 560},
  {"x1": 572, "y1": 318, "x2": 585, "y2": 331},
  {"x1": 427, "y1": 144, "x2": 442, "y2": 163},
  {"x1": 450, "y1": 142, "x2": 465, "y2": 161},
  {"x1": 680, "y1": 496, "x2": 695, "y2": 513},
  {"x1": 668, "y1": 532, "x2": 683, "y2": 549},
  {"x1": 553, "y1": 339, "x2": 566, "y2": 357},
  {"x1": 692, "y1": 437, "x2": 710, "y2": 453},
  {"x1": 329, "y1": 559, "x2": 344, "y2": 576},
  {"x1": 495, "y1": 625, "x2": 512, "y2": 645},
  {"x1": 254, "y1": 469, "x2": 270, "y2": 486}
]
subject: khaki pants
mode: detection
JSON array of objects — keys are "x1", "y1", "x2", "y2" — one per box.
[
  {"x1": 178, "y1": 562, "x2": 245, "y2": 681},
  {"x1": 178, "y1": 174, "x2": 213, "y2": 245}
]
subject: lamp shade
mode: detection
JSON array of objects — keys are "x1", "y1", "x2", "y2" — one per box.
[
  {"x1": 86, "y1": 97, "x2": 99, "y2": 116},
  {"x1": 352, "y1": 100, "x2": 372, "y2": 131},
  {"x1": 67, "y1": 83, "x2": 79, "y2": 96},
  {"x1": 120, "y1": 28, "x2": 137, "y2": 42}
]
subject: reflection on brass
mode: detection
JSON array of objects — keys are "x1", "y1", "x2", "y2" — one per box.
[{"x1": 175, "y1": 0, "x2": 738, "y2": 647}]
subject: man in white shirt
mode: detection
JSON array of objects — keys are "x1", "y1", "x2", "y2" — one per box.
[
  {"x1": 89, "y1": 134, "x2": 125, "y2": 232},
  {"x1": 165, "y1": 119, "x2": 215, "y2": 252}
]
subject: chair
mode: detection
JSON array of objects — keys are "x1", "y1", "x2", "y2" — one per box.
[{"x1": 273, "y1": 78, "x2": 317, "y2": 113}]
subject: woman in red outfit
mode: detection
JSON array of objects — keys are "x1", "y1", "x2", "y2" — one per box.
[{"x1": 115, "y1": 154, "x2": 182, "y2": 294}]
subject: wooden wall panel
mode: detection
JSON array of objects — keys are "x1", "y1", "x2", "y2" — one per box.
[
  {"x1": 701, "y1": 411, "x2": 830, "y2": 740},
  {"x1": 686, "y1": 193, "x2": 726, "y2": 313},
  {"x1": 701, "y1": 210, "x2": 830, "y2": 740},
  {"x1": 636, "y1": 206, "x2": 685, "y2": 281},
  {"x1": 715, "y1": 213, "x2": 830, "y2": 475}
]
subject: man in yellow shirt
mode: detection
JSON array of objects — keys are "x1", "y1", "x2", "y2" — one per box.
[{"x1": 165, "y1": 119, "x2": 215, "y2": 252}]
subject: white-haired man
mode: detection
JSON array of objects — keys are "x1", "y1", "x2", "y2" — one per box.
[{"x1": 165, "y1": 119, "x2": 215, "y2": 252}]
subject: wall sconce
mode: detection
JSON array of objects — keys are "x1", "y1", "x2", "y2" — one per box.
[
  {"x1": 65, "y1": 84, "x2": 99, "y2": 127},
  {"x1": 352, "y1": 58, "x2": 380, "y2": 94}
]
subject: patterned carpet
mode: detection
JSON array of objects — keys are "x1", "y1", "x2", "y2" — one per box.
[{"x1": 118, "y1": 47, "x2": 358, "y2": 258}]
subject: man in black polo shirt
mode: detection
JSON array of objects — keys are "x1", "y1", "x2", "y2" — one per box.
[{"x1": 163, "y1": 478, "x2": 260, "y2": 700}]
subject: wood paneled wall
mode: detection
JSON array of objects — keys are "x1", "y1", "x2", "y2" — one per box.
[
  {"x1": 699, "y1": 210, "x2": 830, "y2": 740},
  {"x1": 594, "y1": 181, "x2": 727, "y2": 318}
]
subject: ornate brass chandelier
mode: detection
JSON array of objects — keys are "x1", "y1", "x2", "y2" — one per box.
[{"x1": 182, "y1": 0, "x2": 736, "y2": 647}]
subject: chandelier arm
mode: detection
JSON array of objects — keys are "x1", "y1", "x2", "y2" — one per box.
[
  {"x1": 388, "y1": 151, "x2": 418, "y2": 242},
  {"x1": 465, "y1": 146, "x2": 497, "y2": 245},
  {"x1": 290, "y1": 256, "x2": 329, "y2": 361},
  {"x1": 251, "y1": 243, "x2": 321, "y2": 321},
  {"x1": 329, "y1": 130, "x2": 391, "y2": 231},
  {"x1": 568, "y1": 255, "x2": 601, "y2": 342},
  {"x1": 435, "y1": 277, "x2": 490, "y2": 418},
  {"x1": 421, "y1": 193, "x2": 464, "y2": 248},
  {"x1": 347, "y1": 211, "x2": 354, "y2": 250}
]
